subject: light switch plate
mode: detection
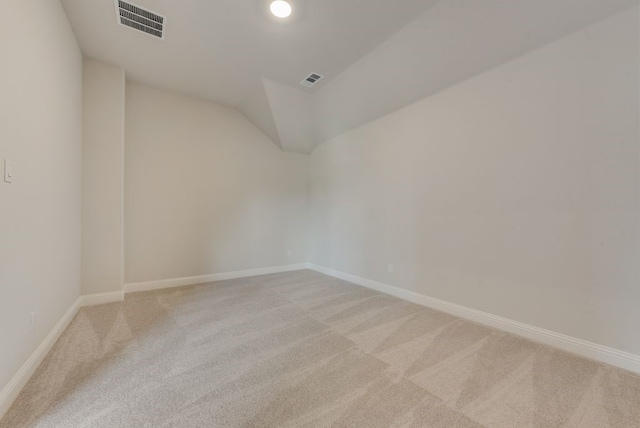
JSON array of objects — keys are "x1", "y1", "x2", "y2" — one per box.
[{"x1": 4, "y1": 159, "x2": 13, "y2": 183}]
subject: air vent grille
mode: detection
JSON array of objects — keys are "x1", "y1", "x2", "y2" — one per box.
[
  {"x1": 300, "y1": 72, "x2": 324, "y2": 88},
  {"x1": 115, "y1": 0, "x2": 165, "y2": 39}
]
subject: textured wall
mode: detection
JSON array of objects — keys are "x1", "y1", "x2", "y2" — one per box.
[
  {"x1": 125, "y1": 83, "x2": 309, "y2": 283},
  {"x1": 82, "y1": 59, "x2": 125, "y2": 295},
  {"x1": 0, "y1": 0, "x2": 82, "y2": 394},
  {"x1": 309, "y1": 8, "x2": 640, "y2": 354}
]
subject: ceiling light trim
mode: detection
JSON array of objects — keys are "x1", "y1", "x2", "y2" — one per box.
[{"x1": 270, "y1": 0, "x2": 292, "y2": 19}]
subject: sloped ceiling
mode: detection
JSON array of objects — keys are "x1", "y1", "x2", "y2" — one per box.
[{"x1": 61, "y1": 0, "x2": 637, "y2": 154}]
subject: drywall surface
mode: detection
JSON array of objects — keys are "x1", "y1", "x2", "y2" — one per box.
[
  {"x1": 125, "y1": 83, "x2": 309, "y2": 283},
  {"x1": 238, "y1": 81, "x2": 282, "y2": 150},
  {"x1": 263, "y1": 79, "x2": 316, "y2": 154},
  {"x1": 312, "y1": 0, "x2": 637, "y2": 144},
  {"x1": 309, "y1": 7, "x2": 639, "y2": 354},
  {"x1": 82, "y1": 59, "x2": 125, "y2": 295},
  {"x1": 0, "y1": 0, "x2": 82, "y2": 393}
]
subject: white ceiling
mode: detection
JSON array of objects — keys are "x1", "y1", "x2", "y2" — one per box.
[
  {"x1": 61, "y1": 0, "x2": 438, "y2": 105},
  {"x1": 312, "y1": 0, "x2": 639, "y2": 143},
  {"x1": 61, "y1": 0, "x2": 638, "y2": 153}
]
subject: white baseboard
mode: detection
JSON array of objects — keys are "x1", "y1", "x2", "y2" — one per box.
[
  {"x1": 124, "y1": 263, "x2": 309, "y2": 294},
  {"x1": 0, "y1": 297, "x2": 81, "y2": 419},
  {"x1": 79, "y1": 291, "x2": 124, "y2": 307},
  {"x1": 0, "y1": 290, "x2": 126, "y2": 418},
  {"x1": 4, "y1": 262, "x2": 637, "y2": 421},
  {"x1": 307, "y1": 263, "x2": 640, "y2": 375}
]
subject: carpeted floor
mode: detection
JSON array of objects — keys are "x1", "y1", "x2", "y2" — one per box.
[{"x1": 2, "y1": 270, "x2": 639, "y2": 427}]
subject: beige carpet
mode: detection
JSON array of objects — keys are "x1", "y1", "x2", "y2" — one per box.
[{"x1": 2, "y1": 270, "x2": 639, "y2": 427}]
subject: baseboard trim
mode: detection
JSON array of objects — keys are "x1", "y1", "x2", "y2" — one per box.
[
  {"x1": 0, "y1": 297, "x2": 81, "y2": 419},
  {"x1": 0, "y1": 263, "x2": 308, "y2": 417},
  {"x1": 124, "y1": 263, "x2": 309, "y2": 294},
  {"x1": 4, "y1": 262, "x2": 637, "y2": 421},
  {"x1": 307, "y1": 263, "x2": 640, "y2": 374},
  {"x1": 79, "y1": 291, "x2": 124, "y2": 307}
]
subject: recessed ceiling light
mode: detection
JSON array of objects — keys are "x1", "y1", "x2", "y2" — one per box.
[{"x1": 270, "y1": 0, "x2": 291, "y2": 18}]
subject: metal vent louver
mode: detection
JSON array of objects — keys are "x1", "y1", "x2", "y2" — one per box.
[
  {"x1": 115, "y1": 0, "x2": 165, "y2": 39},
  {"x1": 300, "y1": 72, "x2": 324, "y2": 88}
]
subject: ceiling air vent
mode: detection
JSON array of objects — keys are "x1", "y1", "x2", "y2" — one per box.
[
  {"x1": 115, "y1": 0, "x2": 165, "y2": 39},
  {"x1": 300, "y1": 72, "x2": 324, "y2": 88}
]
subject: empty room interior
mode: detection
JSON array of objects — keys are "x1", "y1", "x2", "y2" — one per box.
[{"x1": 1, "y1": 0, "x2": 639, "y2": 426}]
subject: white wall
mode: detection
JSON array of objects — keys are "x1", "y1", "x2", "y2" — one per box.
[
  {"x1": 125, "y1": 83, "x2": 309, "y2": 283},
  {"x1": 0, "y1": 0, "x2": 82, "y2": 392},
  {"x1": 263, "y1": 79, "x2": 316, "y2": 154},
  {"x1": 309, "y1": 7, "x2": 639, "y2": 354},
  {"x1": 239, "y1": 81, "x2": 283, "y2": 150},
  {"x1": 82, "y1": 59, "x2": 126, "y2": 295}
]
